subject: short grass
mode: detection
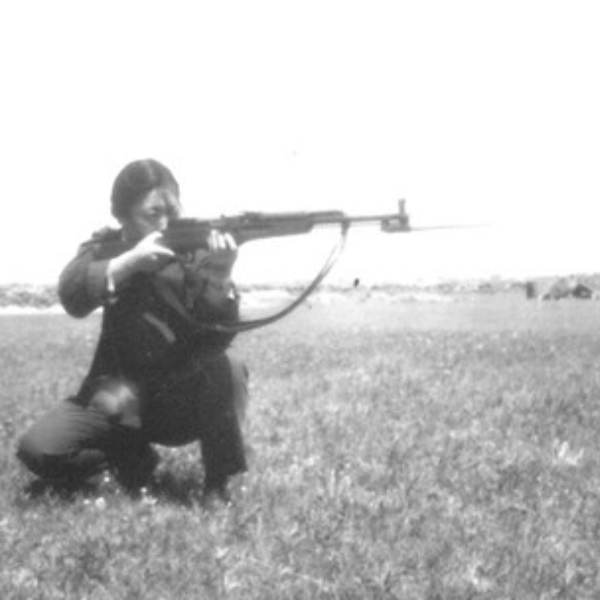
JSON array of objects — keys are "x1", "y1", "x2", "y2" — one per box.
[{"x1": 2, "y1": 294, "x2": 600, "y2": 598}]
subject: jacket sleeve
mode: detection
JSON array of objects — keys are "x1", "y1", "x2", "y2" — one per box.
[{"x1": 58, "y1": 229, "x2": 121, "y2": 318}]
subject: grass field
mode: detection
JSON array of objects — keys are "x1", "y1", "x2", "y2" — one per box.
[{"x1": 2, "y1": 293, "x2": 600, "y2": 598}]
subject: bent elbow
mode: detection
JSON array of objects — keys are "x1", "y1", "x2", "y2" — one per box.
[{"x1": 58, "y1": 282, "x2": 98, "y2": 318}]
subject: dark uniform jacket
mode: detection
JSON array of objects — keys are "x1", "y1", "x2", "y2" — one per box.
[{"x1": 59, "y1": 228, "x2": 239, "y2": 401}]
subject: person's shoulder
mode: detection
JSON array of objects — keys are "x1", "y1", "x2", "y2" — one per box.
[
  {"x1": 88, "y1": 227, "x2": 122, "y2": 243},
  {"x1": 81, "y1": 226, "x2": 123, "y2": 250},
  {"x1": 72, "y1": 227, "x2": 124, "y2": 260}
]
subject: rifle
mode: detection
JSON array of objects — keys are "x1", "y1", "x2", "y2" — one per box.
[
  {"x1": 89, "y1": 200, "x2": 479, "y2": 331},
  {"x1": 162, "y1": 199, "x2": 413, "y2": 252}
]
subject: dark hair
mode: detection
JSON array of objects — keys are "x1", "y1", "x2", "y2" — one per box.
[{"x1": 111, "y1": 158, "x2": 180, "y2": 219}]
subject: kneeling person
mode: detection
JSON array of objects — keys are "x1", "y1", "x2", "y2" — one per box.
[{"x1": 17, "y1": 158, "x2": 248, "y2": 503}]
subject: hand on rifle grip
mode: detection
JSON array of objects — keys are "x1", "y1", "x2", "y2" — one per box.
[{"x1": 190, "y1": 230, "x2": 238, "y2": 280}]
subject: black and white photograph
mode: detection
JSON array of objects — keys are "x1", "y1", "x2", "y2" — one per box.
[{"x1": 1, "y1": 1, "x2": 600, "y2": 597}]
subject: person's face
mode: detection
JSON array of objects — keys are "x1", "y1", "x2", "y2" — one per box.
[{"x1": 120, "y1": 188, "x2": 181, "y2": 241}]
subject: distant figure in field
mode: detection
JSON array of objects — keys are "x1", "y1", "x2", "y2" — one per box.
[
  {"x1": 524, "y1": 281, "x2": 537, "y2": 300},
  {"x1": 16, "y1": 159, "x2": 247, "y2": 505}
]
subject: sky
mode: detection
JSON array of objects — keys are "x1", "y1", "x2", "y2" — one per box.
[{"x1": 1, "y1": 0, "x2": 599, "y2": 286}]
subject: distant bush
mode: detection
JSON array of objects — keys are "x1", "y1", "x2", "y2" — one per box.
[
  {"x1": 0, "y1": 284, "x2": 58, "y2": 308},
  {"x1": 2, "y1": 274, "x2": 599, "y2": 309}
]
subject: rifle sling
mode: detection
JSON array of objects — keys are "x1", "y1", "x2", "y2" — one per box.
[{"x1": 155, "y1": 225, "x2": 349, "y2": 335}]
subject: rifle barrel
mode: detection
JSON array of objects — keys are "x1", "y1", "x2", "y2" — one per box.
[
  {"x1": 342, "y1": 213, "x2": 398, "y2": 224},
  {"x1": 309, "y1": 212, "x2": 410, "y2": 233}
]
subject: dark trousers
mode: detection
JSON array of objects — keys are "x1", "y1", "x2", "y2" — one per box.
[{"x1": 17, "y1": 352, "x2": 248, "y2": 487}]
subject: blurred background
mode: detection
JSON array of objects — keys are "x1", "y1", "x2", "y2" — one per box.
[{"x1": 1, "y1": 0, "x2": 599, "y2": 286}]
